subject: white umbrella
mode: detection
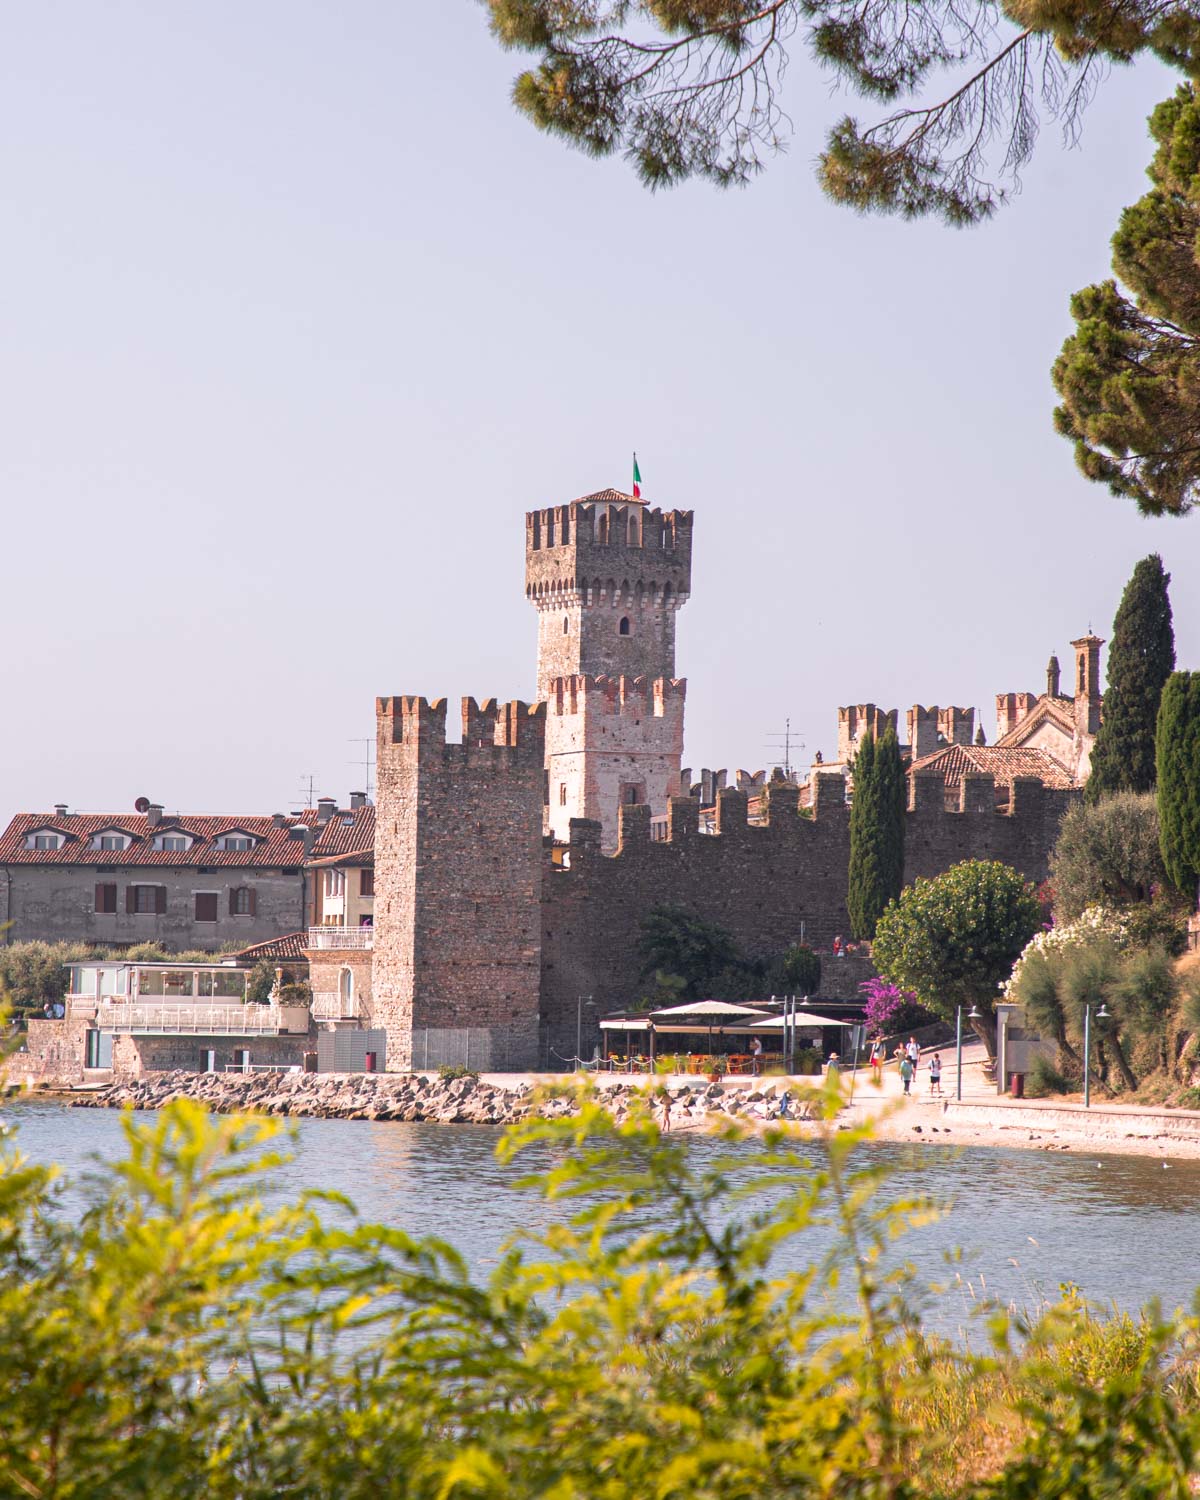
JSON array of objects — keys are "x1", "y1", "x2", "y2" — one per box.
[
  {"x1": 751, "y1": 1010, "x2": 849, "y2": 1028},
  {"x1": 650, "y1": 1000, "x2": 771, "y2": 1018}
]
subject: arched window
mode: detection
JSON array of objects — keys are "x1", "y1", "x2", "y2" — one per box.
[
  {"x1": 597, "y1": 513, "x2": 609, "y2": 544},
  {"x1": 562, "y1": 615, "x2": 569, "y2": 635},
  {"x1": 618, "y1": 617, "x2": 631, "y2": 636},
  {"x1": 559, "y1": 784, "x2": 567, "y2": 806},
  {"x1": 628, "y1": 514, "x2": 639, "y2": 545}
]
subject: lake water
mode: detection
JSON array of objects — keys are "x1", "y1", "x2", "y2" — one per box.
[{"x1": 6, "y1": 1100, "x2": 1197, "y2": 1335}]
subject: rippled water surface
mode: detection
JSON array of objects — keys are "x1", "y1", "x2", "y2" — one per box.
[{"x1": 8, "y1": 1101, "x2": 1199, "y2": 1332}]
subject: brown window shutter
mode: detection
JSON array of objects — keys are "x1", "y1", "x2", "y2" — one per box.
[
  {"x1": 125, "y1": 885, "x2": 136, "y2": 914},
  {"x1": 248, "y1": 887, "x2": 257, "y2": 917},
  {"x1": 155, "y1": 886, "x2": 167, "y2": 915}
]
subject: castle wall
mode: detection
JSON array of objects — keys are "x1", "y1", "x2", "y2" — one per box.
[
  {"x1": 372, "y1": 695, "x2": 546, "y2": 1071},
  {"x1": 540, "y1": 772, "x2": 1075, "y2": 1063},
  {"x1": 545, "y1": 675, "x2": 685, "y2": 849}
]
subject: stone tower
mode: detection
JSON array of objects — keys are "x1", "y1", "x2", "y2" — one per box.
[
  {"x1": 525, "y1": 487, "x2": 693, "y2": 849},
  {"x1": 372, "y1": 695, "x2": 546, "y2": 1071}
]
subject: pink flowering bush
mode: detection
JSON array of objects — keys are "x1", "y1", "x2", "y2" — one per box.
[{"x1": 859, "y1": 976, "x2": 929, "y2": 1036}]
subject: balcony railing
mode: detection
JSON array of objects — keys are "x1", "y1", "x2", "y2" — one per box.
[
  {"x1": 311, "y1": 991, "x2": 363, "y2": 1021},
  {"x1": 103, "y1": 1004, "x2": 312, "y2": 1036},
  {"x1": 306, "y1": 926, "x2": 373, "y2": 950}
]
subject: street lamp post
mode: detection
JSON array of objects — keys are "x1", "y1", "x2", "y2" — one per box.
[
  {"x1": 956, "y1": 1004, "x2": 982, "y2": 1102},
  {"x1": 576, "y1": 995, "x2": 594, "y2": 1069},
  {"x1": 1083, "y1": 1001, "x2": 1110, "y2": 1108}
]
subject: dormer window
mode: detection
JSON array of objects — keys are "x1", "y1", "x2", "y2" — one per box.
[
  {"x1": 91, "y1": 830, "x2": 130, "y2": 851},
  {"x1": 26, "y1": 831, "x2": 63, "y2": 851},
  {"x1": 219, "y1": 835, "x2": 255, "y2": 852},
  {"x1": 154, "y1": 833, "x2": 192, "y2": 852}
]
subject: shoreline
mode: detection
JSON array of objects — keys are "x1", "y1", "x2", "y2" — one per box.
[{"x1": 19, "y1": 1066, "x2": 1200, "y2": 1161}]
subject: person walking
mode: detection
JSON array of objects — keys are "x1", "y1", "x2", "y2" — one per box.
[
  {"x1": 869, "y1": 1036, "x2": 886, "y2": 1085},
  {"x1": 899, "y1": 1055, "x2": 914, "y2": 1096},
  {"x1": 928, "y1": 1053, "x2": 943, "y2": 1096},
  {"x1": 750, "y1": 1035, "x2": 763, "y2": 1077},
  {"x1": 906, "y1": 1036, "x2": 920, "y2": 1077}
]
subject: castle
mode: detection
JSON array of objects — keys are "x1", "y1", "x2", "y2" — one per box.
[{"x1": 370, "y1": 488, "x2": 1082, "y2": 1071}]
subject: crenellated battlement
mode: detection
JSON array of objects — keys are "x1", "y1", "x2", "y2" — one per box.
[
  {"x1": 554, "y1": 766, "x2": 1070, "y2": 862},
  {"x1": 837, "y1": 705, "x2": 898, "y2": 763},
  {"x1": 547, "y1": 674, "x2": 687, "y2": 718},
  {"x1": 907, "y1": 704, "x2": 975, "y2": 760},
  {"x1": 995, "y1": 691, "x2": 1038, "y2": 739},
  {"x1": 377, "y1": 695, "x2": 546, "y2": 769},
  {"x1": 526, "y1": 498, "x2": 694, "y2": 558}
]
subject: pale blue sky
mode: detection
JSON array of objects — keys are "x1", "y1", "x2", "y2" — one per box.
[{"x1": 2, "y1": 5, "x2": 1193, "y2": 821}]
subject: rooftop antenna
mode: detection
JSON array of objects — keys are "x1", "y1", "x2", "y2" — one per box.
[
  {"x1": 764, "y1": 717, "x2": 806, "y2": 780},
  {"x1": 297, "y1": 773, "x2": 319, "y2": 809},
  {"x1": 346, "y1": 738, "x2": 376, "y2": 803}
]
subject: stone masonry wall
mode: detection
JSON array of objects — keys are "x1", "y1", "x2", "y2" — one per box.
[
  {"x1": 540, "y1": 770, "x2": 1076, "y2": 1063},
  {"x1": 545, "y1": 675, "x2": 686, "y2": 850},
  {"x1": 0, "y1": 865, "x2": 308, "y2": 950},
  {"x1": 372, "y1": 695, "x2": 546, "y2": 1072}
]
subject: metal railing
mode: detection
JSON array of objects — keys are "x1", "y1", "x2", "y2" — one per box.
[
  {"x1": 306, "y1": 926, "x2": 374, "y2": 950},
  {"x1": 104, "y1": 1003, "x2": 312, "y2": 1035},
  {"x1": 311, "y1": 991, "x2": 362, "y2": 1021}
]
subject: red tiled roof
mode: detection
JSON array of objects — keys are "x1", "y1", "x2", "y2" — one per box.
[
  {"x1": 226, "y1": 932, "x2": 311, "y2": 962},
  {"x1": 309, "y1": 804, "x2": 374, "y2": 858},
  {"x1": 0, "y1": 812, "x2": 317, "y2": 867},
  {"x1": 909, "y1": 743, "x2": 1076, "y2": 791},
  {"x1": 574, "y1": 488, "x2": 646, "y2": 506}
]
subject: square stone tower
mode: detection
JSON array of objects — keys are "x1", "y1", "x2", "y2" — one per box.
[{"x1": 526, "y1": 488, "x2": 693, "y2": 850}]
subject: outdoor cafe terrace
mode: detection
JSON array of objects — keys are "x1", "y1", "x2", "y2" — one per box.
[{"x1": 598, "y1": 999, "x2": 860, "y2": 1076}]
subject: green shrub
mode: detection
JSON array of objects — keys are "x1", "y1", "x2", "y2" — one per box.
[
  {"x1": 436, "y1": 1064, "x2": 479, "y2": 1081},
  {"x1": 0, "y1": 1091, "x2": 1194, "y2": 1498},
  {"x1": 1025, "y1": 1053, "x2": 1070, "y2": 1099}
]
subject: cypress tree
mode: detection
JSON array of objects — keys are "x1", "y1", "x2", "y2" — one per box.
[
  {"x1": 1086, "y1": 553, "x2": 1175, "y2": 802},
  {"x1": 1156, "y1": 672, "x2": 1200, "y2": 899},
  {"x1": 875, "y1": 725, "x2": 906, "y2": 912},
  {"x1": 848, "y1": 732, "x2": 886, "y2": 940}
]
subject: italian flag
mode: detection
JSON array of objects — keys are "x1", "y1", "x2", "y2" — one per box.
[{"x1": 632, "y1": 454, "x2": 642, "y2": 500}]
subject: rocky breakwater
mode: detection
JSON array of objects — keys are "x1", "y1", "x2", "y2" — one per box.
[
  {"x1": 68, "y1": 1072, "x2": 807, "y2": 1129},
  {"x1": 70, "y1": 1070, "x2": 540, "y2": 1125}
]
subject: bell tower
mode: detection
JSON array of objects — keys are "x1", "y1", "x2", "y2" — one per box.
[{"x1": 526, "y1": 486, "x2": 693, "y2": 849}]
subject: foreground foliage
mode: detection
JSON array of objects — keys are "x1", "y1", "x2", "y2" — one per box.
[
  {"x1": 485, "y1": 0, "x2": 1200, "y2": 226},
  {"x1": 3, "y1": 1091, "x2": 1200, "y2": 1497}
]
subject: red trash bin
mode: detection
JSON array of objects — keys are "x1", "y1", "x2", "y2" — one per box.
[
  {"x1": 364, "y1": 1052, "x2": 377, "y2": 1073},
  {"x1": 1010, "y1": 1072, "x2": 1025, "y2": 1098}
]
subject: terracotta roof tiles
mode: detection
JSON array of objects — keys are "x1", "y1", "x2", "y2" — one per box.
[
  {"x1": 0, "y1": 812, "x2": 316, "y2": 868},
  {"x1": 909, "y1": 743, "x2": 1076, "y2": 791}
]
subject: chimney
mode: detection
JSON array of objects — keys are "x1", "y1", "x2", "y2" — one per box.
[
  {"x1": 146, "y1": 804, "x2": 163, "y2": 826},
  {"x1": 272, "y1": 812, "x2": 287, "y2": 828},
  {"x1": 316, "y1": 797, "x2": 337, "y2": 823},
  {"x1": 1047, "y1": 654, "x2": 1061, "y2": 698},
  {"x1": 53, "y1": 803, "x2": 68, "y2": 818},
  {"x1": 349, "y1": 791, "x2": 367, "y2": 809}
]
